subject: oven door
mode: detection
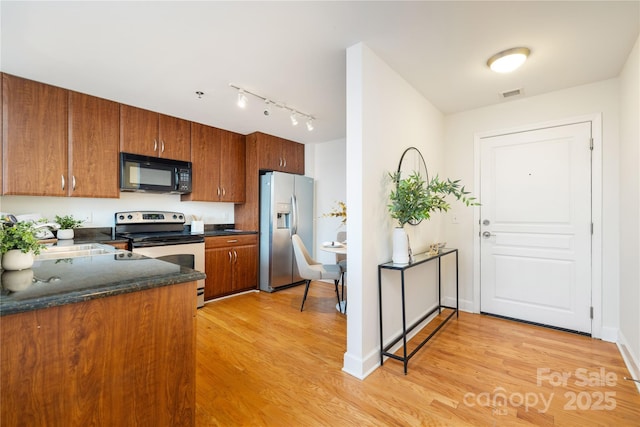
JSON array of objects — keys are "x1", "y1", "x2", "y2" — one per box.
[{"x1": 133, "y1": 242, "x2": 205, "y2": 308}]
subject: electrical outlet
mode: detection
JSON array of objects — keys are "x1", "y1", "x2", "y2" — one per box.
[{"x1": 451, "y1": 215, "x2": 459, "y2": 224}]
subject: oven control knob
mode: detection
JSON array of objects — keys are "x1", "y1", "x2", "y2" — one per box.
[
  {"x1": 172, "y1": 214, "x2": 178, "y2": 219},
  {"x1": 118, "y1": 215, "x2": 124, "y2": 220},
  {"x1": 127, "y1": 214, "x2": 133, "y2": 220},
  {"x1": 178, "y1": 215, "x2": 183, "y2": 220}
]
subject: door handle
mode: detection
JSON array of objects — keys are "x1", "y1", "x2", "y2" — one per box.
[{"x1": 482, "y1": 231, "x2": 494, "y2": 239}]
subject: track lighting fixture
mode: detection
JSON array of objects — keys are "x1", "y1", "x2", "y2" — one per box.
[{"x1": 229, "y1": 84, "x2": 315, "y2": 131}]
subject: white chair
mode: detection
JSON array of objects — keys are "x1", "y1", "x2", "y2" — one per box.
[{"x1": 291, "y1": 234, "x2": 343, "y2": 312}]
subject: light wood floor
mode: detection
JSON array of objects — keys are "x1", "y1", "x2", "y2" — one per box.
[{"x1": 196, "y1": 281, "x2": 640, "y2": 426}]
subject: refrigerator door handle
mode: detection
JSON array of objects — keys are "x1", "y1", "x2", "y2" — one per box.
[{"x1": 291, "y1": 194, "x2": 298, "y2": 236}]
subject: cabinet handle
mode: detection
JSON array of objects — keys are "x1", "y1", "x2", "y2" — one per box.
[
  {"x1": 72, "y1": 175, "x2": 76, "y2": 191},
  {"x1": 228, "y1": 251, "x2": 232, "y2": 263},
  {"x1": 279, "y1": 157, "x2": 283, "y2": 168},
  {"x1": 217, "y1": 187, "x2": 221, "y2": 197},
  {"x1": 153, "y1": 139, "x2": 158, "y2": 152},
  {"x1": 61, "y1": 175, "x2": 65, "y2": 190},
  {"x1": 283, "y1": 157, "x2": 287, "y2": 168},
  {"x1": 161, "y1": 140, "x2": 165, "y2": 153},
  {"x1": 222, "y1": 187, "x2": 226, "y2": 197},
  {"x1": 233, "y1": 250, "x2": 238, "y2": 263},
  {"x1": 227, "y1": 239, "x2": 238, "y2": 243}
]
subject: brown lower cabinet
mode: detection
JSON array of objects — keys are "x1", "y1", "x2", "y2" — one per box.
[
  {"x1": 0, "y1": 281, "x2": 197, "y2": 427},
  {"x1": 205, "y1": 234, "x2": 258, "y2": 300}
]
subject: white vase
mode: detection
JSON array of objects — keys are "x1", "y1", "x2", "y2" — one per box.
[
  {"x1": 57, "y1": 229, "x2": 74, "y2": 240},
  {"x1": 1, "y1": 249, "x2": 35, "y2": 271},
  {"x1": 392, "y1": 227, "x2": 410, "y2": 264}
]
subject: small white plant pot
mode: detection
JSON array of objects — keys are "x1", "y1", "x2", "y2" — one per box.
[
  {"x1": 57, "y1": 229, "x2": 75, "y2": 240},
  {"x1": 1, "y1": 249, "x2": 35, "y2": 271},
  {"x1": 392, "y1": 227, "x2": 410, "y2": 264}
]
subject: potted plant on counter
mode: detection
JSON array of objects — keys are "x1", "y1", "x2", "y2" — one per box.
[
  {"x1": 54, "y1": 215, "x2": 84, "y2": 240},
  {"x1": 388, "y1": 171, "x2": 477, "y2": 263},
  {"x1": 0, "y1": 221, "x2": 43, "y2": 270}
]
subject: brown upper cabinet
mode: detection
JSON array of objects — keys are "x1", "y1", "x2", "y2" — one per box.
[
  {"x1": 251, "y1": 132, "x2": 304, "y2": 175},
  {"x1": 69, "y1": 91, "x2": 120, "y2": 198},
  {"x1": 2, "y1": 74, "x2": 120, "y2": 198},
  {"x1": 182, "y1": 123, "x2": 245, "y2": 203},
  {"x1": 120, "y1": 105, "x2": 191, "y2": 162},
  {"x1": 3, "y1": 74, "x2": 69, "y2": 196}
]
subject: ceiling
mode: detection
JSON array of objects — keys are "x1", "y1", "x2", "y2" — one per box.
[{"x1": 1, "y1": 1, "x2": 638, "y2": 144}]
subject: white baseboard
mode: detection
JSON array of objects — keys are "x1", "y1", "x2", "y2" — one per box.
[
  {"x1": 342, "y1": 348, "x2": 379, "y2": 380},
  {"x1": 617, "y1": 331, "x2": 640, "y2": 393},
  {"x1": 442, "y1": 296, "x2": 474, "y2": 313}
]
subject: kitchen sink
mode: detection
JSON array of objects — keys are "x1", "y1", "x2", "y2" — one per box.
[{"x1": 35, "y1": 243, "x2": 123, "y2": 260}]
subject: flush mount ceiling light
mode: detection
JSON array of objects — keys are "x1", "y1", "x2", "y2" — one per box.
[
  {"x1": 487, "y1": 47, "x2": 530, "y2": 73},
  {"x1": 229, "y1": 83, "x2": 316, "y2": 131}
]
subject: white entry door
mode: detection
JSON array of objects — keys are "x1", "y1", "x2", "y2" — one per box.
[{"x1": 479, "y1": 122, "x2": 592, "y2": 334}]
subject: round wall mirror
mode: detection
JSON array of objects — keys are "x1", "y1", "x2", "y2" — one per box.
[{"x1": 396, "y1": 147, "x2": 429, "y2": 225}]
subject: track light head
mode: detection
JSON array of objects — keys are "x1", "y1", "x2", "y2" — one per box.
[
  {"x1": 263, "y1": 100, "x2": 271, "y2": 116},
  {"x1": 290, "y1": 112, "x2": 298, "y2": 126},
  {"x1": 237, "y1": 89, "x2": 248, "y2": 109},
  {"x1": 306, "y1": 118, "x2": 314, "y2": 131}
]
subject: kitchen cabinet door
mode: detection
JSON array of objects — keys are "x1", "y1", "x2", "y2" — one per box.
[
  {"x1": 158, "y1": 114, "x2": 191, "y2": 161},
  {"x1": 204, "y1": 247, "x2": 234, "y2": 300},
  {"x1": 120, "y1": 106, "x2": 191, "y2": 161},
  {"x1": 2, "y1": 74, "x2": 68, "y2": 196},
  {"x1": 183, "y1": 124, "x2": 245, "y2": 203},
  {"x1": 253, "y1": 132, "x2": 304, "y2": 174},
  {"x1": 219, "y1": 128, "x2": 245, "y2": 202},
  {"x1": 184, "y1": 122, "x2": 221, "y2": 202},
  {"x1": 233, "y1": 244, "x2": 258, "y2": 292},
  {"x1": 69, "y1": 91, "x2": 120, "y2": 198},
  {"x1": 120, "y1": 104, "x2": 158, "y2": 157}
]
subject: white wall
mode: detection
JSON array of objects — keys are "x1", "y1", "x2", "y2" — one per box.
[
  {"x1": 343, "y1": 43, "x2": 446, "y2": 378},
  {"x1": 618, "y1": 35, "x2": 640, "y2": 386},
  {"x1": 307, "y1": 138, "x2": 347, "y2": 264},
  {"x1": 0, "y1": 193, "x2": 234, "y2": 227},
  {"x1": 444, "y1": 79, "x2": 620, "y2": 337}
]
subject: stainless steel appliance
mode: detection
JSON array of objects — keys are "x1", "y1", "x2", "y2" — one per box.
[
  {"x1": 120, "y1": 152, "x2": 192, "y2": 194},
  {"x1": 115, "y1": 211, "x2": 205, "y2": 307},
  {"x1": 259, "y1": 172, "x2": 314, "y2": 292}
]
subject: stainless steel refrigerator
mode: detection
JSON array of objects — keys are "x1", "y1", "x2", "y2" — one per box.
[{"x1": 259, "y1": 172, "x2": 314, "y2": 292}]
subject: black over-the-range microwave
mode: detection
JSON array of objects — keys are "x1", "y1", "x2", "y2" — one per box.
[{"x1": 120, "y1": 152, "x2": 192, "y2": 194}]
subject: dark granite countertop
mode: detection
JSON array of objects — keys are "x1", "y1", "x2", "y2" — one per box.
[{"x1": 0, "y1": 245, "x2": 206, "y2": 316}]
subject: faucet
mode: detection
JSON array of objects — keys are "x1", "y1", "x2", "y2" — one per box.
[
  {"x1": 33, "y1": 222, "x2": 61, "y2": 239},
  {"x1": 34, "y1": 222, "x2": 61, "y2": 231}
]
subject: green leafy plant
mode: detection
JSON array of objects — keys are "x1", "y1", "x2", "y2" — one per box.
[
  {"x1": 323, "y1": 201, "x2": 347, "y2": 225},
  {"x1": 388, "y1": 171, "x2": 478, "y2": 227},
  {"x1": 54, "y1": 215, "x2": 84, "y2": 230},
  {"x1": 0, "y1": 222, "x2": 44, "y2": 255}
]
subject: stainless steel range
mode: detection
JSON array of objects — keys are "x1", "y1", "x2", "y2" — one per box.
[{"x1": 115, "y1": 211, "x2": 205, "y2": 308}]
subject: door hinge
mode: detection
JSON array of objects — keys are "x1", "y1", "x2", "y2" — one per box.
[
  {"x1": 591, "y1": 222, "x2": 594, "y2": 235},
  {"x1": 590, "y1": 138, "x2": 594, "y2": 151},
  {"x1": 590, "y1": 306, "x2": 594, "y2": 319}
]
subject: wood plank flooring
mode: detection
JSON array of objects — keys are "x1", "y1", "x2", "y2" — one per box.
[{"x1": 196, "y1": 281, "x2": 640, "y2": 426}]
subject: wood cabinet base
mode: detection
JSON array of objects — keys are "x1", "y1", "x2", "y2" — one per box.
[{"x1": 0, "y1": 282, "x2": 197, "y2": 427}]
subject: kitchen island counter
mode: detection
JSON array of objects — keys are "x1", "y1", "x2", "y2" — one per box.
[
  {"x1": 0, "y1": 250, "x2": 205, "y2": 316},
  {"x1": 1, "y1": 248, "x2": 203, "y2": 427}
]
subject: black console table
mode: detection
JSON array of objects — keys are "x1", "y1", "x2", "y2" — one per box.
[{"x1": 378, "y1": 248, "x2": 459, "y2": 374}]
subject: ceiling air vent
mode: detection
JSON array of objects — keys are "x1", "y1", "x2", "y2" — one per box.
[{"x1": 500, "y1": 88, "x2": 524, "y2": 99}]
